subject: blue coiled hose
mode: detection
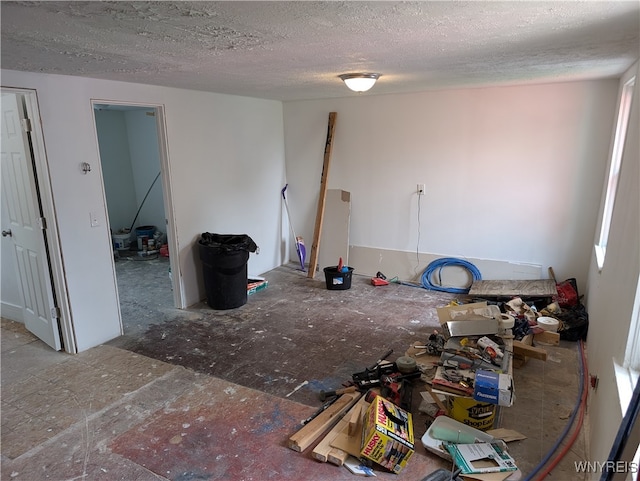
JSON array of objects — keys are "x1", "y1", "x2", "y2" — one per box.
[{"x1": 420, "y1": 258, "x2": 482, "y2": 294}]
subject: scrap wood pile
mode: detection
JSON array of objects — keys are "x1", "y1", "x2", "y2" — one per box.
[{"x1": 288, "y1": 353, "x2": 419, "y2": 475}]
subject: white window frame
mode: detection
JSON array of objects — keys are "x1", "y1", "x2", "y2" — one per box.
[
  {"x1": 595, "y1": 76, "x2": 636, "y2": 270},
  {"x1": 613, "y1": 274, "x2": 640, "y2": 480}
]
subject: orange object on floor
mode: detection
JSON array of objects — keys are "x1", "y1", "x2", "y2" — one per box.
[{"x1": 371, "y1": 277, "x2": 389, "y2": 286}]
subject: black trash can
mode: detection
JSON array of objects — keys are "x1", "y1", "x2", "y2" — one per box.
[{"x1": 198, "y1": 233, "x2": 259, "y2": 310}]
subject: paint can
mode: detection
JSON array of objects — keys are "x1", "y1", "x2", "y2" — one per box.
[
  {"x1": 137, "y1": 235, "x2": 149, "y2": 251},
  {"x1": 112, "y1": 233, "x2": 131, "y2": 251},
  {"x1": 450, "y1": 397, "x2": 496, "y2": 431},
  {"x1": 135, "y1": 225, "x2": 155, "y2": 242}
]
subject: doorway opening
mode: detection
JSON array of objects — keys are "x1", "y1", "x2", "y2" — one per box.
[{"x1": 92, "y1": 102, "x2": 181, "y2": 342}]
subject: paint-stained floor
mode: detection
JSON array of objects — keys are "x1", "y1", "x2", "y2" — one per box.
[
  {"x1": 112, "y1": 261, "x2": 458, "y2": 407},
  {"x1": 2, "y1": 262, "x2": 588, "y2": 480}
]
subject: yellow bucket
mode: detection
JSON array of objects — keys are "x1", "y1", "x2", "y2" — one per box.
[{"x1": 450, "y1": 397, "x2": 495, "y2": 431}]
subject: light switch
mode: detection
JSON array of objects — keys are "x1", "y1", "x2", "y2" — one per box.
[{"x1": 90, "y1": 212, "x2": 99, "y2": 227}]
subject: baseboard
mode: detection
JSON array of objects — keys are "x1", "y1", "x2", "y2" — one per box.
[
  {"x1": 348, "y1": 246, "x2": 542, "y2": 288},
  {"x1": 0, "y1": 302, "x2": 24, "y2": 323}
]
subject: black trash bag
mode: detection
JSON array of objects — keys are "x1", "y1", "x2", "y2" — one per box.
[
  {"x1": 556, "y1": 303, "x2": 589, "y2": 341},
  {"x1": 551, "y1": 278, "x2": 588, "y2": 341},
  {"x1": 199, "y1": 233, "x2": 258, "y2": 253}
]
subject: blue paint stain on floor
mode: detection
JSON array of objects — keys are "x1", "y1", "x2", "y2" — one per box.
[
  {"x1": 174, "y1": 471, "x2": 212, "y2": 481},
  {"x1": 307, "y1": 378, "x2": 334, "y2": 392},
  {"x1": 250, "y1": 401, "x2": 300, "y2": 435}
]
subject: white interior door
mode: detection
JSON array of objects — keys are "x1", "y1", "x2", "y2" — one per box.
[{"x1": 1, "y1": 92, "x2": 61, "y2": 350}]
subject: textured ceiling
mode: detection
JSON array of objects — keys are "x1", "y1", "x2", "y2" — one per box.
[{"x1": 2, "y1": 1, "x2": 639, "y2": 101}]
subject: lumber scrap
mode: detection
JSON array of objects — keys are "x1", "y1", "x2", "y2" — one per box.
[
  {"x1": 288, "y1": 390, "x2": 359, "y2": 453},
  {"x1": 312, "y1": 394, "x2": 369, "y2": 465},
  {"x1": 307, "y1": 112, "x2": 337, "y2": 278},
  {"x1": 513, "y1": 340, "x2": 548, "y2": 361},
  {"x1": 327, "y1": 447, "x2": 350, "y2": 467},
  {"x1": 347, "y1": 403, "x2": 362, "y2": 436},
  {"x1": 425, "y1": 384, "x2": 449, "y2": 415},
  {"x1": 534, "y1": 330, "x2": 560, "y2": 345}
]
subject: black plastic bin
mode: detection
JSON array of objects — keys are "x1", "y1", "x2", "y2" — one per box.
[
  {"x1": 198, "y1": 233, "x2": 258, "y2": 310},
  {"x1": 323, "y1": 266, "x2": 354, "y2": 290}
]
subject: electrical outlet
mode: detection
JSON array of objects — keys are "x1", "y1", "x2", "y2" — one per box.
[
  {"x1": 90, "y1": 212, "x2": 99, "y2": 227},
  {"x1": 417, "y1": 184, "x2": 425, "y2": 195}
]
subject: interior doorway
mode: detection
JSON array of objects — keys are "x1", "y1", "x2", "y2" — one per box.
[{"x1": 92, "y1": 102, "x2": 180, "y2": 340}]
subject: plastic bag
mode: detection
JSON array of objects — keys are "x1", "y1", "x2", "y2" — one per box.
[{"x1": 199, "y1": 233, "x2": 259, "y2": 253}]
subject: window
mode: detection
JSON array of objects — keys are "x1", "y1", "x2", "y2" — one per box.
[
  {"x1": 624, "y1": 274, "x2": 640, "y2": 375},
  {"x1": 613, "y1": 275, "x2": 640, "y2": 479},
  {"x1": 595, "y1": 76, "x2": 636, "y2": 270}
]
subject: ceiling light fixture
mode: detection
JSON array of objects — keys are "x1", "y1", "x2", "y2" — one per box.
[{"x1": 339, "y1": 73, "x2": 380, "y2": 92}]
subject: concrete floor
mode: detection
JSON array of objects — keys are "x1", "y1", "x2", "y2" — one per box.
[{"x1": 1, "y1": 260, "x2": 589, "y2": 480}]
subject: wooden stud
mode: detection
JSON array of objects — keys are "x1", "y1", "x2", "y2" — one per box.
[
  {"x1": 288, "y1": 390, "x2": 359, "y2": 452},
  {"x1": 313, "y1": 395, "x2": 369, "y2": 464},
  {"x1": 327, "y1": 447, "x2": 350, "y2": 467},
  {"x1": 513, "y1": 340, "x2": 548, "y2": 361},
  {"x1": 534, "y1": 330, "x2": 560, "y2": 345},
  {"x1": 308, "y1": 112, "x2": 337, "y2": 278}
]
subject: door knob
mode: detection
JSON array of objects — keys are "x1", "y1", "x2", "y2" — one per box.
[{"x1": 2, "y1": 229, "x2": 11, "y2": 237}]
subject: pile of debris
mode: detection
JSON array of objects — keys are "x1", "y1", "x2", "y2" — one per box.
[{"x1": 287, "y1": 276, "x2": 588, "y2": 477}]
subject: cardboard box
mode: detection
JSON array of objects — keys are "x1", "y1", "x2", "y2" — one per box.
[
  {"x1": 473, "y1": 370, "x2": 514, "y2": 407},
  {"x1": 247, "y1": 279, "x2": 268, "y2": 295},
  {"x1": 436, "y1": 302, "x2": 501, "y2": 338},
  {"x1": 360, "y1": 395, "x2": 415, "y2": 474},
  {"x1": 436, "y1": 302, "x2": 500, "y2": 324},
  {"x1": 446, "y1": 441, "x2": 517, "y2": 474}
]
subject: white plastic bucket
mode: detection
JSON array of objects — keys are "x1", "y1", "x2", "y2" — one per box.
[{"x1": 112, "y1": 233, "x2": 131, "y2": 251}]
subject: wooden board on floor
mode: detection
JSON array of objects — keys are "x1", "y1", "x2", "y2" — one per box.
[
  {"x1": 513, "y1": 339, "x2": 548, "y2": 365},
  {"x1": 313, "y1": 395, "x2": 369, "y2": 465},
  {"x1": 468, "y1": 279, "x2": 556, "y2": 298},
  {"x1": 288, "y1": 391, "x2": 360, "y2": 452},
  {"x1": 513, "y1": 340, "x2": 547, "y2": 361},
  {"x1": 534, "y1": 330, "x2": 560, "y2": 345}
]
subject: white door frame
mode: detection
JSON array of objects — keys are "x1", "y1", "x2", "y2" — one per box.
[
  {"x1": 2, "y1": 87, "x2": 75, "y2": 352},
  {"x1": 90, "y1": 99, "x2": 183, "y2": 309}
]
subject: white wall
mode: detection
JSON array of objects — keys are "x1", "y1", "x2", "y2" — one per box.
[
  {"x1": 1, "y1": 69, "x2": 285, "y2": 351},
  {"x1": 125, "y1": 109, "x2": 166, "y2": 237},
  {"x1": 283, "y1": 81, "x2": 618, "y2": 290},
  {"x1": 94, "y1": 110, "x2": 138, "y2": 232},
  {"x1": 585, "y1": 62, "x2": 640, "y2": 473}
]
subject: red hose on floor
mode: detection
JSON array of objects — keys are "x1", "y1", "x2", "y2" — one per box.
[{"x1": 533, "y1": 340, "x2": 589, "y2": 480}]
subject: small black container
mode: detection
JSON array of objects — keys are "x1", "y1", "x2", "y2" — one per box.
[{"x1": 323, "y1": 266, "x2": 354, "y2": 290}]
